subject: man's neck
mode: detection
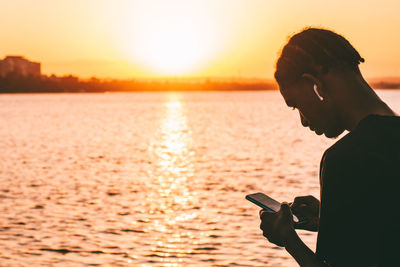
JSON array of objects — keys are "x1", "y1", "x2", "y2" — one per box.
[{"x1": 343, "y1": 80, "x2": 396, "y2": 131}]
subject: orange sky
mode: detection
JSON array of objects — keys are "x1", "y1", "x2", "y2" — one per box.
[{"x1": 0, "y1": 0, "x2": 399, "y2": 79}]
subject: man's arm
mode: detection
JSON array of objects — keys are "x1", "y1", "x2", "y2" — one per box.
[
  {"x1": 259, "y1": 204, "x2": 329, "y2": 267},
  {"x1": 284, "y1": 231, "x2": 329, "y2": 267}
]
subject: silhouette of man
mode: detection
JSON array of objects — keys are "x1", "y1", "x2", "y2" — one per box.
[{"x1": 258, "y1": 28, "x2": 399, "y2": 266}]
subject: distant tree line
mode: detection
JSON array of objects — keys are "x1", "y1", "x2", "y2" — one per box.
[
  {"x1": 369, "y1": 81, "x2": 400, "y2": 89},
  {"x1": 0, "y1": 72, "x2": 278, "y2": 93},
  {"x1": 1, "y1": 72, "x2": 398, "y2": 93}
]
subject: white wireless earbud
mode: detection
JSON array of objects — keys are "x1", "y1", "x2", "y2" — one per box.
[{"x1": 313, "y1": 84, "x2": 324, "y2": 101}]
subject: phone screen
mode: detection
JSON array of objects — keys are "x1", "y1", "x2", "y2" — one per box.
[{"x1": 246, "y1": 192, "x2": 299, "y2": 223}]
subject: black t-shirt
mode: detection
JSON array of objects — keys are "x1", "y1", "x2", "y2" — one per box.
[{"x1": 316, "y1": 114, "x2": 400, "y2": 266}]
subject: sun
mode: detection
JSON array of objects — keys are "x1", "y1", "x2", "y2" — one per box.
[
  {"x1": 108, "y1": 1, "x2": 226, "y2": 77},
  {"x1": 134, "y1": 23, "x2": 211, "y2": 75}
]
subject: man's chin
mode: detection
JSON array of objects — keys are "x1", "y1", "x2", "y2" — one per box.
[
  {"x1": 311, "y1": 127, "x2": 344, "y2": 138},
  {"x1": 324, "y1": 129, "x2": 344, "y2": 139}
]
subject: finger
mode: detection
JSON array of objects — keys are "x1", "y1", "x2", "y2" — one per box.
[
  {"x1": 259, "y1": 209, "x2": 265, "y2": 216},
  {"x1": 280, "y1": 202, "x2": 292, "y2": 215},
  {"x1": 291, "y1": 198, "x2": 304, "y2": 209},
  {"x1": 293, "y1": 195, "x2": 314, "y2": 204},
  {"x1": 292, "y1": 197, "x2": 315, "y2": 209},
  {"x1": 293, "y1": 196, "x2": 308, "y2": 206},
  {"x1": 259, "y1": 209, "x2": 273, "y2": 217},
  {"x1": 292, "y1": 205, "x2": 313, "y2": 214},
  {"x1": 293, "y1": 219, "x2": 309, "y2": 230},
  {"x1": 296, "y1": 195, "x2": 318, "y2": 204},
  {"x1": 291, "y1": 203, "x2": 305, "y2": 211},
  {"x1": 300, "y1": 205, "x2": 315, "y2": 213}
]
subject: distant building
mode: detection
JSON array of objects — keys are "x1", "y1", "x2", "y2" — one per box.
[{"x1": 0, "y1": 56, "x2": 41, "y2": 77}]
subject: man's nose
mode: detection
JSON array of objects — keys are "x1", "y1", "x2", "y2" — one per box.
[{"x1": 299, "y1": 111, "x2": 309, "y2": 127}]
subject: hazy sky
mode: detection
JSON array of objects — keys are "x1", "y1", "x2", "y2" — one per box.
[{"x1": 1, "y1": 0, "x2": 399, "y2": 79}]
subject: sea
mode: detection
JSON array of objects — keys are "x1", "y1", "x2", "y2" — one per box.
[{"x1": 0, "y1": 90, "x2": 399, "y2": 266}]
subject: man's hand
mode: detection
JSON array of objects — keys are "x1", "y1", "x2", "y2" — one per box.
[
  {"x1": 259, "y1": 203, "x2": 297, "y2": 247},
  {"x1": 259, "y1": 202, "x2": 327, "y2": 266},
  {"x1": 290, "y1": 195, "x2": 320, "y2": 232}
]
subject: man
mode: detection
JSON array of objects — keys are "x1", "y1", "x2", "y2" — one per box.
[{"x1": 259, "y1": 28, "x2": 399, "y2": 266}]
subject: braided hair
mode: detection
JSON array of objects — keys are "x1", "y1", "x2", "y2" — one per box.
[{"x1": 274, "y1": 28, "x2": 365, "y2": 89}]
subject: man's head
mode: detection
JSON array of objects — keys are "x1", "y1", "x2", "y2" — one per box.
[{"x1": 274, "y1": 28, "x2": 365, "y2": 138}]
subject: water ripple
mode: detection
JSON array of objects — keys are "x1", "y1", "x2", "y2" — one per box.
[{"x1": 10, "y1": 91, "x2": 400, "y2": 265}]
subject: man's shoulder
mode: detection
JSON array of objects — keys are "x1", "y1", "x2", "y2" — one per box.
[
  {"x1": 317, "y1": 116, "x2": 400, "y2": 266},
  {"x1": 324, "y1": 114, "x2": 400, "y2": 160}
]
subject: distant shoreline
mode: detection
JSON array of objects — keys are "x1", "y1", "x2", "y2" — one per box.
[
  {"x1": 0, "y1": 74, "x2": 277, "y2": 93},
  {"x1": 1, "y1": 88, "x2": 398, "y2": 94},
  {"x1": 0, "y1": 73, "x2": 399, "y2": 93}
]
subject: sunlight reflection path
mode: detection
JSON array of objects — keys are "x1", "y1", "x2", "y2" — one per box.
[{"x1": 145, "y1": 94, "x2": 197, "y2": 265}]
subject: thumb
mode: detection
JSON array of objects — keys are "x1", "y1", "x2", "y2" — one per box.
[{"x1": 280, "y1": 202, "x2": 292, "y2": 215}]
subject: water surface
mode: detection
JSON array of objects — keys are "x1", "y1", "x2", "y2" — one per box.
[{"x1": 1, "y1": 90, "x2": 399, "y2": 266}]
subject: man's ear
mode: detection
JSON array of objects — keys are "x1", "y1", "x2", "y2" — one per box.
[{"x1": 301, "y1": 73, "x2": 325, "y2": 100}]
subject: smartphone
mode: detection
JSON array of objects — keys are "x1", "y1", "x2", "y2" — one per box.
[{"x1": 246, "y1": 192, "x2": 300, "y2": 223}]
